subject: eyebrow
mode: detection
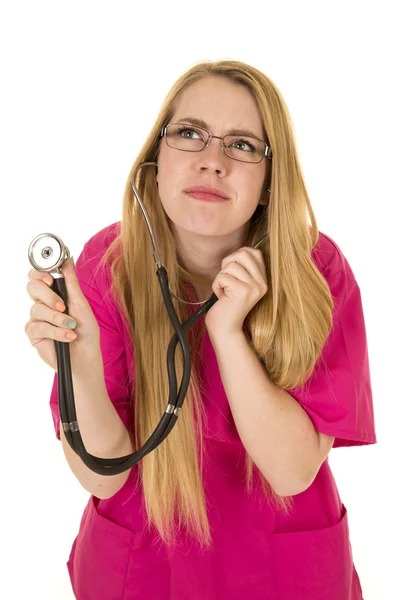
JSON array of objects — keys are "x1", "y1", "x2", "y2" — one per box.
[{"x1": 175, "y1": 116, "x2": 263, "y2": 140}]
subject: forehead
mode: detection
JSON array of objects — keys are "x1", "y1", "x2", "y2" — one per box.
[{"x1": 172, "y1": 76, "x2": 264, "y2": 134}]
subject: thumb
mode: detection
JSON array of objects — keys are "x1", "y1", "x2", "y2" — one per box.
[
  {"x1": 61, "y1": 256, "x2": 75, "y2": 276},
  {"x1": 61, "y1": 257, "x2": 82, "y2": 299}
]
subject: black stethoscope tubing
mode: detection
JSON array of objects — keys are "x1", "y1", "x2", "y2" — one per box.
[
  {"x1": 57, "y1": 267, "x2": 216, "y2": 475},
  {"x1": 28, "y1": 161, "x2": 218, "y2": 476}
]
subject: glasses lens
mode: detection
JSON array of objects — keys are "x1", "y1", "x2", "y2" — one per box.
[
  {"x1": 166, "y1": 123, "x2": 208, "y2": 152},
  {"x1": 223, "y1": 135, "x2": 265, "y2": 163},
  {"x1": 164, "y1": 123, "x2": 267, "y2": 162}
]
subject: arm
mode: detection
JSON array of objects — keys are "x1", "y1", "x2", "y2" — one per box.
[
  {"x1": 59, "y1": 363, "x2": 134, "y2": 499},
  {"x1": 209, "y1": 330, "x2": 334, "y2": 496}
]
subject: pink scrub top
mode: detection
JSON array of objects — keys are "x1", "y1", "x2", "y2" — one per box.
[{"x1": 49, "y1": 222, "x2": 376, "y2": 600}]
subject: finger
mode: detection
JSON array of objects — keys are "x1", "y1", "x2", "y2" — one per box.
[
  {"x1": 28, "y1": 268, "x2": 53, "y2": 286},
  {"x1": 212, "y1": 272, "x2": 248, "y2": 299},
  {"x1": 222, "y1": 249, "x2": 266, "y2": 282},
  {"x1": 220, "y1": 262, "x2": 267, "y2": 296},
  {"x1": 220, "y1": 262, "x2": 254, "y2": 284},
  {"x1": 246, "y1": 248, "x2": 267, "y2": 273},
  {"x1": 29, "y1": 302, "x2": 77, "y2": 330},
  {"x1": 60, "y1": 259, "x2": 88, "y2": 308},
  {"x1": 227, "y1": 248, "x2": 265, "y2": 265},
  {"x1": 221, "y1": 254, "x2": 260, "y2": 281},
  {"x1": 212, "y1": 272, "x2": 232, "y2": 297},
  {"x1": 26, "y1": 278, "x2": 66, "y2": 312},
  {"x1": 25, "y1": 318, "x2": 78, "y2": 345}
]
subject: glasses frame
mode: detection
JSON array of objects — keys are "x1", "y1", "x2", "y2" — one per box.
[{"x1": 160, "y1": 122, "x2": 273, "y2": 164}]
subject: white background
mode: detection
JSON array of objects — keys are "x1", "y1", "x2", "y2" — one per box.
[{"x1": 1, "y1": 1, "x2": 398, "y2": 598}]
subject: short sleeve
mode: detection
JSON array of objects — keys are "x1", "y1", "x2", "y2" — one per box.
[
  {"x1": 288, "y1": 262, "x2": 377, "y2": 448},
  {"x1": 49, "y1": 228, "x2": 134, "y2": 440}
]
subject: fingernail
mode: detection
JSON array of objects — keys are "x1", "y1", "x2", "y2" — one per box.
[
  {"x1": 63, "y1": 319, "x2": 77, "y2": 329},
  {"x1": 43, "y1": 277, "x2": 52, "y2": 286},
  {"x1": 55, "y1": 301, "x2": 65, "y2": 312}
]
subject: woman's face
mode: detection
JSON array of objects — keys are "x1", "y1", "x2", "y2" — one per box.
[{"x1": 156, "y1": 76, "x2": 270, "y2": 245}]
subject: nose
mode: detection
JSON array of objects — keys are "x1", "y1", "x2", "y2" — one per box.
[{"x1": 197, "y1": 135, "x2": 229, "y2": 175}]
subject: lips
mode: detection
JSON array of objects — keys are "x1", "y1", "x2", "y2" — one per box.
[{"x1": 183, "y1": 185, "x2": 229, "y2": 199}]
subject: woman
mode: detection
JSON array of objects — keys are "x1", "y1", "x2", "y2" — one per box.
[{"x1": 25, "y1": 59, "x2": 376, "y2": 599}]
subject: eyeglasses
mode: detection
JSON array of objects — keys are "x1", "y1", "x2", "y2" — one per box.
[{"x1": 160, "y1": 122, "x2": 272, "y2": 164}]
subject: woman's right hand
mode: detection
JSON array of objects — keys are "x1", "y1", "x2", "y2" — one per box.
[{"x1": 25, "y1": 258, "x2": 103, "y2": 374}]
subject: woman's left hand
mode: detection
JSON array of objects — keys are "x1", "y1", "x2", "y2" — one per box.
[{"x1": 204, "y1": 247, "x2": 268, "y2": 337}]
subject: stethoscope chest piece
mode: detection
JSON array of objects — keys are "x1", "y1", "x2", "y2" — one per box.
[{"x1": 28, "y1": 233, "x2": 70, "y2": 273}]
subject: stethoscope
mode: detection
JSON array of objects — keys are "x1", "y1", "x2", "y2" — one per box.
[{"x1": 28, "y1": 161, "x2": 267, "y2": 475}]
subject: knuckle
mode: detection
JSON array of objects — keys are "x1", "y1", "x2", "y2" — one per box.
[
  {"x1": 25, "y1": 321, "x2": 38, "y2": 345},
  {"x1": 28, "y1": 268, "x2": 41, "y2": 280},
  {"x1": 26, "y1": 279, "x2": 41, "y2": 300},
  {"x1": 58, "y1": 327, "x2": 69, "y2": 341},
  {"x1": 53, "y1": 292, "x2": 63, "y2": 305}
]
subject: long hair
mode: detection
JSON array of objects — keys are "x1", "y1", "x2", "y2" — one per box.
[{"x1": 98, "y1": 60, "x2": 334, "y2": 549}]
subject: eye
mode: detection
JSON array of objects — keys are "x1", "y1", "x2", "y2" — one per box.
[
  {"x1": 176, "y1": 126, "x2": 202, "y2": 139},
  {"x1": 229, "y1": 138, "x2": 256, "y2": 153}
]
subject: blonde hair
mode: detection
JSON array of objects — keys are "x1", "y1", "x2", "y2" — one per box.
[{"x1": 99, "y1": 60, "x2": 334, "y2": 549}]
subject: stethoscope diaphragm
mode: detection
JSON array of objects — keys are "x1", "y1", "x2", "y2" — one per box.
[{"x1": 28, "y1": 233, "x2": 70, "y2": 273}]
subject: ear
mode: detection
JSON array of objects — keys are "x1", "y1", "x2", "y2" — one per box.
[{"x1": 259, "y1": 187, "x2": 270, "y2": 206}]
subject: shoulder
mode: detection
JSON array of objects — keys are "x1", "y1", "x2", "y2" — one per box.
[
  {"x1": 310, "y1": 229, "x2": 363, "y2": 319},
  {"x1": 78, "y1": 221, "x2": 121, "y2": 268},
  {"x1": 82, "y1": 221, "x2": 121, "y2": 258},
  {"x1": 311, "y1": 229, "x2": 353, "y2": 280},
  {"x1": 75, "y1": 221, "x2": 121, "y2": 291}
]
